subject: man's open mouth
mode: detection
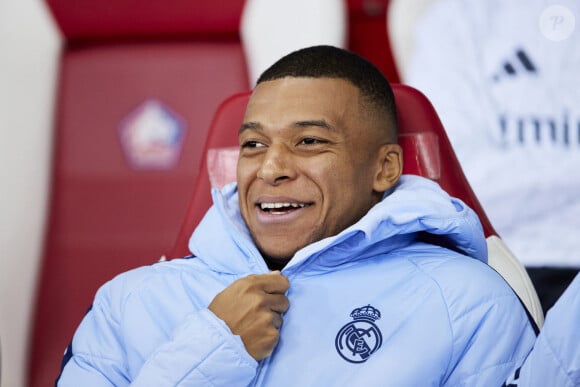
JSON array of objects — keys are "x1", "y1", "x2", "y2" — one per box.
[{"x1": 258, "y1": 202, "x2": 312, "y2": 214}]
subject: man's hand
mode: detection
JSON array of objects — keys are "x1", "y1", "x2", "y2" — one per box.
[{"x1": 209, "y1": 271, "x2": 290, "y2": 360}]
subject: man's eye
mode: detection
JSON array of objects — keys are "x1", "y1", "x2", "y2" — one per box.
[
  {"x1": 241, "y1": 141, "x2": 265, "y2": 148},
  {"x1": 299, "y1": 137, "x2": 325, "y2": 145}
]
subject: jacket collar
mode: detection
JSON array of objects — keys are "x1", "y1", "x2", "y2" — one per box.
[{"x1": 188, "y1": 175, "x2": 487, "y2": 276}]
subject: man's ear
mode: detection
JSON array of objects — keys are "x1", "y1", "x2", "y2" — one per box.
[{"x1": 373, "y1": 143, "x2": 403, "y2": 193}]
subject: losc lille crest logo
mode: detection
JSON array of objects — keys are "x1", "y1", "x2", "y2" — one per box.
[
  {"x1": 335, "y1": 305, "x2": 383, "y2": 363},
  {"x1": 118, "y1": 99, "x2": 185, "y2": 170}
]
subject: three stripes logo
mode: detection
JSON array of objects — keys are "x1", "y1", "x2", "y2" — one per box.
[{"x1": 492, "y1": 48, "x2": 537, "y2": 82}]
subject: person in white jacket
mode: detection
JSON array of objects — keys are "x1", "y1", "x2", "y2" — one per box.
[
  {"x1": 405, "y1": 0, "x2": 580, "y2": 312},
  {"x1": 57, "y1": 45, "x2": 536, "y2": 386}
]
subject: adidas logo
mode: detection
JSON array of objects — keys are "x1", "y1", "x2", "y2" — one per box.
[{"x1": 492, "y1": 48, "x2": 537, "y2": 82}]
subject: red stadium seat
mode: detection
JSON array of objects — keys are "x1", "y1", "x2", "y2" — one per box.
[
  {"x1": 28, "y1": 1, "x2": 248, "y2": 385},
  {"x1": 169, "y1": 84, "x2": 544, "y2": 328}
]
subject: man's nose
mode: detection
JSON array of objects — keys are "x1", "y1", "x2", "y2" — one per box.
[{"x1": 257, "y1": 144, "x2": 296, "y2": 185}]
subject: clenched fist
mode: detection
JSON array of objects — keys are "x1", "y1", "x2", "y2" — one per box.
[{"x1": 209, "y1": 271, "x2": 290, "y2": 360}]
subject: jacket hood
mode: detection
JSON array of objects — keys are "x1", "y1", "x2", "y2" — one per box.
[{"x1": 188, "y1": 175, "x2": 487, "y2": 276}]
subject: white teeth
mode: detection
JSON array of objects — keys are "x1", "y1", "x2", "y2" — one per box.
[{"x1": 260, "y1": 202, "x2": 306, "y2": 210}]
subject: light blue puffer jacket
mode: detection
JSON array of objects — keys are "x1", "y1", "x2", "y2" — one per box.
[
  {"x1": 58, "y1": 175, "x2": 536, "y2": 386},
  {"x1": 503, "y1": 273, "x2": 580, "y2": 387}
]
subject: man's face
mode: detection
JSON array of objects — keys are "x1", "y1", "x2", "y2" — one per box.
[{"x1": 237, "y1": 77, "x2": 398, "y2": 263}]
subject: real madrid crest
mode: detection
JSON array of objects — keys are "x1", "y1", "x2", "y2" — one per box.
[{"x1": 335, "y1": 305, "x2": 383, "y2": 363}]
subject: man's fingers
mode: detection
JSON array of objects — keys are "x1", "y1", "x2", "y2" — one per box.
[
  {"x1": 272, "y1": 312, "x2": 283, "y2": 329},
  {"x1": 260, "y1": 271, "x2": 290, "y2": 294},
  {"x1": 259, "y1": 272, "x2": 290, "y2": 314},
  {"x1": 210, "y1": 272, "x2": 290, "y2": 361},
  {"x1": 265, "y1": 293, "x2": 290, "y2": 314}
]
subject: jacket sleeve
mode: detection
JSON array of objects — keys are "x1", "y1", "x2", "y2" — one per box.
[
  {"x1": 443, "y1": 293, "x2": 536, "y2": 386},
  {"x1": 503, "y1": 273, "x2": 580, "y2": 387},
  {"x1": 57, "y1": 275, "x2": 258, "y2": 386},
  {"x1": 435, "y1": 259, "x2": 537, "y2": 386},
  {"x1": 131, "y1": 308, "x2": 258, "y2": 386}
]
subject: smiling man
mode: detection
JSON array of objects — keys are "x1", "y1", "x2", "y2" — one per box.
[
  {"x1": 237, "y1": 75, "x2": 400, "y2": 268},
  {"x1": 58, "y1": 46, "x2": 536, "y2": 386}
]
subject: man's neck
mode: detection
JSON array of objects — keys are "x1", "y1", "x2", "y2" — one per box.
[{"x1": 264, "y1": 256, "x2": 289, "y2": 271}]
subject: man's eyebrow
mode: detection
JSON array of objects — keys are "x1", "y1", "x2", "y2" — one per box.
[
  {"x1": 294, "y1": 119, "x2": 337, "y2": 132},
  {"x1": 238, "y1": 119, "x2": 337, "y2": 133},
  {"x1": 239, "y1": 122, "x2": 261, "y2": 134}
]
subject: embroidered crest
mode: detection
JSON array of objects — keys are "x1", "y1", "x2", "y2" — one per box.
[{"x1": 335, "y1": 305, "x2": 383, "y2": 363}]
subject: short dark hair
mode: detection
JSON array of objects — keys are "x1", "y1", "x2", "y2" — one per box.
[{"x1": 257, "y1": 45, "x2": 397, "y2": 141}]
